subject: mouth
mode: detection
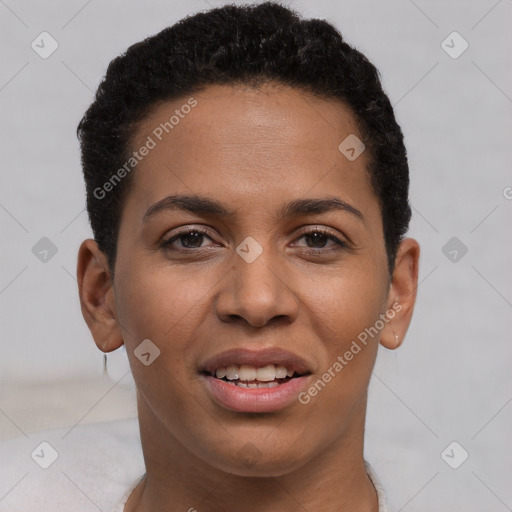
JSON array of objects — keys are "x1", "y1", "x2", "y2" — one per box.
[
  {"x1": 198, "y1": 347, "x2": 313, "y2": 413},
  {"x1": 200, "y1": 363, "x2": 309, "y2": 388}
]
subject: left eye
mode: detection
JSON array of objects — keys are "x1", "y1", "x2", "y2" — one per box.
[{"x1": 294, "y1": 230, "x2": 347, "y2": 250}]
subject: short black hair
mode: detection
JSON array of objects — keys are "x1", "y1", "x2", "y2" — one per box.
[{"x1": 77, "y1": 1, "x2": 411, "y2": 275}]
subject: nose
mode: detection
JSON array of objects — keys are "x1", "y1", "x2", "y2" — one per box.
[{"x1": 214, "y1": 245, "x2": 299, "y2": 328}]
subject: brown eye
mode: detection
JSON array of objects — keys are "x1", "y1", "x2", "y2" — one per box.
[
  {"x1": 175, "y1": 231, "x2": 206, "y2": 248},
  {"x1": 303, "y1": 232, "x2": 331, "y2": 248},
  {"x1": 293, "y1": 228, "x2": 348, "y2": 252},
  {"x1": 161, "y1": 228, "x2": 217, "y2": 250}
]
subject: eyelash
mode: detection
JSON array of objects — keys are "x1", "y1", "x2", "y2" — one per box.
[{"x1": 161, "y1": 226, "x2": 349, "y2": 254}]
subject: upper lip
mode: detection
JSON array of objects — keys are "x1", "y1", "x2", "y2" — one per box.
[{"x1": 200, "y1": 347, "x2": 312, "y2": 376}]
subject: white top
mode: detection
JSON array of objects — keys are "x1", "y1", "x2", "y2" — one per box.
[{"x1": 0, "y1": 418, "x2": 388, "y2": 511}]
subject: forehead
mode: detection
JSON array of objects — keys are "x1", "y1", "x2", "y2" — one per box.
[
  {"x1": 133, "y1": 82, "x2": 362, "y2": 159},
  {"x1": 126, "y1": 83, "x2": 376, "y2": 219}
]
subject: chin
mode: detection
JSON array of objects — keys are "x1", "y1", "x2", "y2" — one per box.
[{"x1": 202, "y1": 443, "x2": 310, "y2": 478}]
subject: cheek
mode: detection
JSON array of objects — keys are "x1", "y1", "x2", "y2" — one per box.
[
  {"x1": 114, "y1": 264, "x2": 210, "y2": 421},
  {"x1": 115, "y1": 261, "x2": 211, "y2": 343},
  {"x1": 112, "y1": 261, "x2": 214, "y2": 406},
  {"x1": 298, "y1": 261, "x2": 387, "y2": 409},
  {"x1": 304, "y1": 259, "x2": 388, "y2": 345}
]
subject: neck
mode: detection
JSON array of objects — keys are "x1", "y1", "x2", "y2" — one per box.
[{"x1": 126, "y1": 396, "x2": 379, "y2": 512}]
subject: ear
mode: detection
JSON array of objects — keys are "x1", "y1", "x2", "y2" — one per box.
[
  {"x1": 380, "y1": 238, "x2": 420, "y2": 350},
  {"x1": 77, "y1": 239, "x2": 124, "y2": 353}
]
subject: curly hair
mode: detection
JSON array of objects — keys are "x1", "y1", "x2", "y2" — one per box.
[{"x1": 77, "y1": 1, "x2": 411, "y2": 275}]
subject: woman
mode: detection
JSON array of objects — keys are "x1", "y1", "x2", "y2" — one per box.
[{"x1": 76, "y1": 2, "x2": 420, "y2": 510}]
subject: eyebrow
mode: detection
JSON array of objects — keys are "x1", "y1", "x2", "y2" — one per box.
[{"x1": 142, "y1": 194, "x2": 364, "y2": 223}]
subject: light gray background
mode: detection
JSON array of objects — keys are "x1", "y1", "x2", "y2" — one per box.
[{"x1": 1, "y1": 0, "x2": 511, "y2": 510}]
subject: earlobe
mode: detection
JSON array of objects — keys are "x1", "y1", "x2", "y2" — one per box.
[
  {"x1": 76, "y1": 239, "x2": 124, "y2": 353},
  {"x1": 380, "y1": 238, "x2": 420, "y2": 350}
]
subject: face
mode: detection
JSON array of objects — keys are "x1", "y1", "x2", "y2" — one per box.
[{"x1": 78, "y1": 82, "x2": 419, "y2": 478}]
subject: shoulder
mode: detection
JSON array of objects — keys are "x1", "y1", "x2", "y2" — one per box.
[
  {"x1": 0, "y1": 418, "x2": 145, "y2": 512},
  {"x1": 365, "y1": 460, "x2": 390, "y2": 512}
]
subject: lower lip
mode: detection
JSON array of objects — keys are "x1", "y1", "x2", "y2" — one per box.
[{"x1": 201, "y1": 374, "x2": 310, "y2": 413}]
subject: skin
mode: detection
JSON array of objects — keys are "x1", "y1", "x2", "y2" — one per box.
[{"x1": 77, "y1": 82, "x2": 419, "y2": 511}]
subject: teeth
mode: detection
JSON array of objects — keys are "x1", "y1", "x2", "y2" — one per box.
[
  {"x1": 238, "y1": 365, "x2": 257, "y2": 381},
  {"x1": 225, "y1": 366, "x2": 239, "y2": 380},
  {"x1": 256, "y1": 365, "x2": 275, "y2": 381},
  {"x1": 275, "y1": 365, "x2": 288, "y2": 379},
  {"x1": 214, "y1": 364, "x2": 296, "y2": 381},
  {"x1": 233, "y1": 380, "x2": 280, "y2": 388},
  {"x1": 215, "y1": 367, "x2": 227, "y2": 379}
]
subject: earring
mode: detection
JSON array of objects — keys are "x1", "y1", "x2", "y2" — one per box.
[
  {"x1": 394, "y1": 331, "x2": 399, "y2": 347},
  {"x1": 103, "y1": 353, "x2": 108, "y2": 376}
]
